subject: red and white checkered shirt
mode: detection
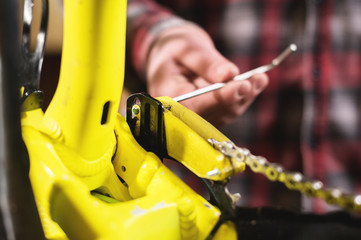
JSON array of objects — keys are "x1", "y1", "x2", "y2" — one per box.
[{"x1": 126, "y1": 0, "x2": 361, "y2": 213}]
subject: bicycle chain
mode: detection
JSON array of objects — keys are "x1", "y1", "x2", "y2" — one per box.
[{"x1": 208, "y1": 138, "x2": 361, "y2": 212}]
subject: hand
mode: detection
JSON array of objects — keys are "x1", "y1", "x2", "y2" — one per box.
[{"x1": 146, "y1": 24, "x2": 268, "y2": 126}]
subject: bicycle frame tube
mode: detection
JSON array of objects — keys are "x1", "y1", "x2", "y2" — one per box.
[{"x1": 44, "y1": 0, "x2": 126, "y2": 161}]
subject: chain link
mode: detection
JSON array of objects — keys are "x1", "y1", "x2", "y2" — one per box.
[{"x1": 208, "y1": 138, "x2": 361, "y2": 212}]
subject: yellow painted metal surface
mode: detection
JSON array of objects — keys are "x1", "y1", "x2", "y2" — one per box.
[
  {"x1": 43, "y1": 0, "x2": 125, "y2": 161},
  {"x1": 22, "y1": 108, "x2": 223, "y2": 239},
  {"x1": 20, "y1": 0, "x2": 240, "y2": 239},
  {"x1": 158, "y1": 96, "x2": 246, "y2": 181}
]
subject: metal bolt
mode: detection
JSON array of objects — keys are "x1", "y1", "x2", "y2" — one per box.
[
  {"x1": 207, "y1": 168, "x2": 221, "y2": 177},
  {"x1": 131, "y1": 104, "x2": 140, "y2": 119}
]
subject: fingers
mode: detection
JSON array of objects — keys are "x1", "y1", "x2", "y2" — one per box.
[
  {"x1": 217, "y1": 73, "x2": 269, "y2": 112},
  {"x1": 181, "y1": 73, "x2": 269, "y2": 126},
  {"x1": 187, "y1": 73, "x2": 268, "y2": 109},
  {"x1": 148, "y1": 64, "x2": 268, "y2": 127},
  {"x1": 237, "y1": 73, "x2": 269, "y2": 99},
  {"x1": 147, "y1": 24, "x2": 240, "y2": 88},
  {"x1": 144, "y1": 24, "x2": 269, "y2": 126},
  {"x1": 147, "y1": 59, "x2": 196, "y2": 97},
  {"x1": 152, "y1": 24, "x2": 239, "y2": 83},
  {"x1": 177, "y1": 46, "x2": 239, "y2": 83}
]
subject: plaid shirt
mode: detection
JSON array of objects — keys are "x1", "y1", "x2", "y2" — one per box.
[{"x1": 127, "y1": 0, "x2": 361, "y2": 213}]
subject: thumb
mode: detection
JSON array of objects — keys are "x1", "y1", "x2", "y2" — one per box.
[
  {"x1": 178, "y1": 46, "x2": 239, "y2": 83},
  {"x1": 213, "y1": 60, "x2": 240, "y2": 83}
]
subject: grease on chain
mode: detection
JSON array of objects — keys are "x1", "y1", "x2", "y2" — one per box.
[{"x1": 208, "y1": 139, "x2": 361, "y2": 212}]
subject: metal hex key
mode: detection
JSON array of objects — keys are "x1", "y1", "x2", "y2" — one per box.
[{"x1": 173, "y1": 44, "x2": 297, "y2": 102}]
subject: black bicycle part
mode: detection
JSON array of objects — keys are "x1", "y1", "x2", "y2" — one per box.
[
  {"x1": 202, "y1": 178, "x2": 237, "y2": 239},
  {"x1": 126, "y1": 93, "x2": 168, "y2": 159},
  {"x1": 21, "y1": 89, "x2": 44, "y2": 112},
  {"x1": 235, "y1": 206, "x2": 361, "y2": 240},
  {"x1": 0, "y1": 0, "x2": 45, "y2": 239}
]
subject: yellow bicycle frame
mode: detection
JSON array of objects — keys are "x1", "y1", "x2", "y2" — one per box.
[{"x1": 21, "y1": 0, "x2": 242, "y2": 239}]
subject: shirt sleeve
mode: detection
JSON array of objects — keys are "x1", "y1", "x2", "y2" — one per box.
[{"x1": 126, "y1": 0, "x2": 190, "y2": 79}]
